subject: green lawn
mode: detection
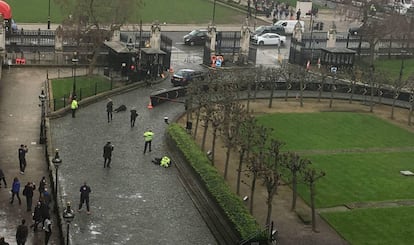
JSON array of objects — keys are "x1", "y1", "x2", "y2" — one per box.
[
  {"x1": 257, "y1": 112, "x2": 414, "y2": 151},
  {"x1": 374, "y1": 58, "x2": 414, "y2": 81},
  {"x1": 8, "y1": 0, "x2": 247, "y2": 24},
  {"x1": 297, "y1": 152, "x2": 414, "y2": 208},
  {"x1": 322, "y1": 206, "x2": 414, "y2": 245},
  {"x1": 258, "y1": 112, "x2": 414, "y2": 244},
  {"x1": 51, "y1": 75, "x2": 112, "y2": 110}
]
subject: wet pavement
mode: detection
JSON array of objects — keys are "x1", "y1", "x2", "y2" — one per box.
[{"x1": 50, "y1": 76, "x2": 216, "y2": 244}]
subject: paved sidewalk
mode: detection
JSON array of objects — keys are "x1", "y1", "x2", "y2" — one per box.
[{"x1": 0, "y1": 67, "x2": 60, "y2": 245}]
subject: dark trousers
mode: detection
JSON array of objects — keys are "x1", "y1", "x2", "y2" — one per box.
[
  {"x1": 107, "y1": 111, "x2": 112, "y2": 122},
  {"x1": 72, "y1": 109, "x2": 76, "y2": 118},
  {"x1": 0, "y1": 177, "x2": 7, "y2": 187},
  {"x1": 131, "y1": 117, "x2": 136, "y2": 127},
  {"x1": 11, "y1": 192, "x2": 21, "y2": 204},
  {"x1": 26, "y1": 196, "x2": 33, "y2": 211},
  {"x1": 16, "y1": 239, "x2": 26, "y2": 245},
  {"x1": 104, "y1": 157, "x2": 112, "y2": 168},
  {"x1": 45, "y1": 231, "x2": 52, "y2": 245},
  {"x1": 19, "y1": 158, "x2": 26, "y2": 172},
  {"x1": 144, "y1": 141, "x2": 152, "y2": 153},
  {"x1": 79, "y1": 196, "x2": 90, "y2": 211}
]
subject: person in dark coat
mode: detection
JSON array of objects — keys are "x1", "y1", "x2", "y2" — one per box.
[
  {"x1": 39, "y1": 200, "x2": 50, "y2": 227},
  {"x1": 15, "y1": 219, "x2": 28, "y2": 245},
  {"x1": 0, "y1": 236, "x2": 9, "y2": 245},
  {"x1": 18, "y1": 144, "x2": 28, "y2": 174},
  {"x1": 106, "y1": 98, "x2": 113, "y2": 123},
  {"x1": 10, "y1": 177, "x2": 21, "y2": 205},
  {"x1": 78, "y1": 182, "x2": 92, "y2": 214},
  {"x1": 43, "y1": 217, "x2": 52, "y2": 245},
  {"x1": 0, "y1": 168, "x2": 7, "y2": 188},
  {"x1": 22, "y1": 182, "x2": 36, "y2": 211},
  {"x1": 39, "y1": 176, "x2": 47, "y2": 197},
  {"x1": 103, "y1": 142, "x2": 114, "y2": 168},
  {"x1": 130, "y1": 107, "x2": 138, "y2": 127},
  {"x1": 31, "y1": 201, "x2": 43, "y2": 232}
]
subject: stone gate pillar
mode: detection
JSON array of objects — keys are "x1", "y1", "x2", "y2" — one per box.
[
  {"x1": 293, "y1": 21, "x2": 303, "y2": 42},
  {"x1": 150, "y1": 21, "x2": 161, "y2": 50},
  {"x1": 111, "y1": 27, "x2": 121, "y2": 42},
  {"x1": 208, "y1": 24, "x2": 217, "y2": 56},
  {"x1": 238, "y1": 22, "x2": 250, "y2": 65},
  {"x1": 55, "y1": 25, "x2": 63, "y2": 51},
  {"x1": 326, "y1": 22, "x2": 337, "y2": 48}
]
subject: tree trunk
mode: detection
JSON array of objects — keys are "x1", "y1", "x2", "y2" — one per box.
[
  {"x1": 310, "y1": 182, "x2": 317, "y2": 232},
  {"x1": 201, "y1": 119, "x2": 209, "y2": 151},
  {"x1": 268, "y1": 82, "x2": 275, "y2": 108},
  {"x1": 299, "y1": 80, "x2": 304, "y2": 107},
  {"x1": 224, "y1": 147, "x2": 232, "y2": 180},
  {"x1": 291, "y1": 172, "x2": 297, "y2": 211},
  {"x1": 391, "y1": 97, "x2": 397, "y2": 119},
  {"x1": 249, "y1": 171, "x2": 257, "y2": 214},
  {"x1": 193, "y1": 107, "x2": 201, "y2": 139},
  {"x1": 266, "y1": 195, "x2": 273, "y2": 226},
  {"x1": 408, "y1": 103, "x2": 413, "y2": 126},
  {"x1": 211, "y1": 129, "x2": 218, "y2": 166},
  {"x1": 246, "y1": 83, "x2": 252, "y2": 111},
  {"x1": 236, "y1": 149, "x2": 246, "y2": 195}
]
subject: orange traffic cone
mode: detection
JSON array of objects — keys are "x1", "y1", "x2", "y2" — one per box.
[{"x1": 147, "y1": 99, "x2": 153, "y2": 109}]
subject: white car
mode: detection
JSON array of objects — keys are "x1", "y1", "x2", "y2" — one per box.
[{"x1": 252, "y1": 33, "x2": 286, "y2": 46}]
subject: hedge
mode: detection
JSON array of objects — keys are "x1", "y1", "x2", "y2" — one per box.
[{"x1": 167, "y1": 123, "x2": 265, "y2": 240}]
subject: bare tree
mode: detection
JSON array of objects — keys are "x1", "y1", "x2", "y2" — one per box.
[
  {"x1": 302, "y1": 164, "x2": 326, "y2": 232},
  {"x1": 210, "y1": 106, "x2": 225, "y2": 165},
  {"x1": 246, "y1": 126, "x2": 272, "y2": 214},
  {"x1": 57, "y1": 0, "x2": 143, "y2": 74},
  {"x1": 259, "y1": 139, "x2": 285, "y2": 225},
  {"x1": 281, "y1": 152, "x2": 310, "y2": 211}
]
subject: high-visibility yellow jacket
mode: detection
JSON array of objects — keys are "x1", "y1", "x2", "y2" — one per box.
[
  {"x1": 160, "y1": 156, "x2": 170, "y2": 168},
  {"x1": 71, "y1": 99, "x2": 78, "y2": 110},
  {"x1": 144, "y1": 131, "x2": 154, "y2": 142}
]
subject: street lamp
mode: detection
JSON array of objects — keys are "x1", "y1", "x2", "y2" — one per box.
[
  {"x1": 126, "y1": 38, "x2": 134, "y2": 81},
  {"x1": 212, "y1": 0, "x2": 217, "y2": 24},
  {"x1": 72, "y1": 52, "x2": 79, "y2": 98},
  {"x1": 51, "y1": 149, "x2": 62, "y2": 200},
  {"x1": 63, "y1": 202, "x2": 75, "y2": 245},
  {"x1": 47, "y1": 0, "x2": 51, "y2": 29},
  {"x1": 38, "y1": 89, "x2": 47, "y2": 144}
]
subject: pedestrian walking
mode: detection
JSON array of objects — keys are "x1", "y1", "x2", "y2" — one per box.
[
  {"x1": 71, "y1": 96, "x2": 78, "y2": 118},
  {"x1": 103, "y1": 141, "x2": 114, "y2": 168},
  {"x1": 106, "y1": 98, "x2": 113, "y2": 123},
  {"x1": 43, "y1": 217, "x2": 52, "y2": 245},
  {"x1": 78, "y1": 182, "x2": 91, "y2": 214},
  {"x1": 143, "y1": 129, "x2": 154, "y2": 154},
  {"x1": 0, "y1": 168, "x2": 7, "y2": 188},
  {"x1": 42, "y1": 188, "x2": 51, "y2": 207},
  {"x1": 130, "y1": 107, "x2": 138, "y2": 127},
  {"x1": 22, "y1": 182, "x2": 36, "y2": 211},
  {"x1": 296, "y1": 8, "x2": 301, "y2": 20},
  {"x1": 18, "y1": 144, "x2": 28, "y2": 174},
  {"x1": 10, "y1": 177, "x2": 21, "y2": 205},
  {"x1": 39, "y1": 176, "x2": 47, "y2": 197},
  {"x1": 39, "y1": 200, "x2": 50, "y2": 227},
  {"x1": 31, "y1": 201, "x2": 42, "y2": 232},
  {"x1": 15, "y1": 219, "x2": 28, "y2": 245},
  {"x1": 0, "y1": 237, "x2": 9, "y2": 245}
]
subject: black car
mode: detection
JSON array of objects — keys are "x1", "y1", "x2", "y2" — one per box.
[
  {"x1": 171, "y1": 69, "x2": 206, "y2": 87},
  {"x1": 348, "y1": 25, "x2": 362, "y2": 36},
  {"x1": 183, "y1": 29, "x2": 208, "y2": 46},
  {"x1": 251, "y1": 25, "x2": 285, "y2": 39}
]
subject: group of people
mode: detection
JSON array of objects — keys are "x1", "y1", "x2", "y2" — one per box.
[{"x1": 6, "y1": 174, "x2": 52, "y2": 245}]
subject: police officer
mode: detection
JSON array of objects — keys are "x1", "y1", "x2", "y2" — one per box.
[
  {"x1": 143, "y1": 129, "x2": 154, "y2": 154},
  {"x1": 103, "y1": 141, "x2": 114, "y2": 168},
  {"x1": 71, "y1": 97, "x2": 78, "y2": 118},
  {"x1": 78, "y1": 182, "x2": 92, "y2": 214},
  {"x1": 160, "y1": 156, "x2": 171, "y2": 168},
  {"x1": 106, "y1": 98, "x2": 113, "y2": 123}
]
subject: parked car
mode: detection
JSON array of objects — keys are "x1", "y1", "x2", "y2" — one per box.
[
  {"x1": 348, "y1": 25, "x2": 362, "y2": 36},
  {"x1": 171, "y1": 69, "x2": 206, "y2": 87},
  {"x1": 251, "y1": 33, "x2": 286, "y2": 46},
  {"x1": 183, "y1": 29, "x2": 208, "y2": 46},
  {"x1": 251, "y1": 25, "x2": 285, "y2": 38}
]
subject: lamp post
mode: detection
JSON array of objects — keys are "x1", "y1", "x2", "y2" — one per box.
[
  {"x1": 126, "y1": 38, "x2": 134, "y2": 81},
  {"x1": 63, "y1": 202, "x2": 75, "y2": 245},
  {"x1": 71, "y1": 52, "x2": 79, "y2": 98},
  {"x1": 47, "y1": 0, "x2": 51, "y2": 29},
  {"x1": 212, "y1": 0, "x2": 217, "y2": 24},
  {"x1": 38, "y1": 90, "x2": 47, "y2": 144},
  {"x1": 51, "y1": 149, "x2": 62, "y2": 200}
]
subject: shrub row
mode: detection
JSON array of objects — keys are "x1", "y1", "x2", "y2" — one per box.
[{"x1": 167, "y1": 123, "x2": 265, "y2": 241}]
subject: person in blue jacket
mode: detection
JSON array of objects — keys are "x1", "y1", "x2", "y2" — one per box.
[{"x1": 10, "y1": 177, "x2": 21, "y2": 205}]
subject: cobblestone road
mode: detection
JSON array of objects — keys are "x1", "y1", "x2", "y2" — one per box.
[{"x1": 50, "y1": 79, "x2": 217, "y2": 244}]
